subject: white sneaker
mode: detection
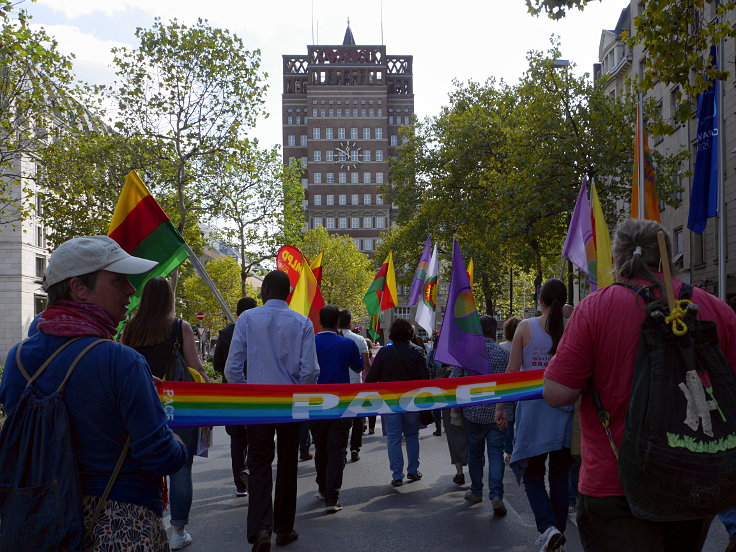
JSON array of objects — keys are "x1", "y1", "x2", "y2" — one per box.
[
  {"x1": 536, "y1": 526, "x2": 565, "y2": 552},
  {"x1": 170, "y1": 529, "x2": 192, "y2": 550}
]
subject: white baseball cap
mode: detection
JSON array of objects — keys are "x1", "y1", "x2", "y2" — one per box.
[{"x1": 43, "y1": 235, "x2": 159, "y2": 290}]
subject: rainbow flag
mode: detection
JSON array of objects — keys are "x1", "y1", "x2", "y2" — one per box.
[
  {"x1": 408, "y1": 236, "x2": 432, "y2": 307},
  {"x1": 108, "y1": 171, "x2": 188, "y2": 312},
  {"x1": 158, "y1": 369, "x2": 545, "y2": 427},
  {"x1": 363, "y1": 251, "x2": 398, "y2": 315}
]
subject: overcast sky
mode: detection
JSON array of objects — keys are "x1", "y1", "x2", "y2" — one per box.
[{"x1": 25, "y1": 0, "x2": 629, "y2": 149}]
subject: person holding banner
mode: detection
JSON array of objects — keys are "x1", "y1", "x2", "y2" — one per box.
[
  {"x1": 121, "y1": 276, "x2": 209, "y2": 550},
  {"x1": 225, "y1": 270, "x2": 320, "y2": 552},
  {"x1": 366, "y1": 318, "x2": 429, "y2": 488}
]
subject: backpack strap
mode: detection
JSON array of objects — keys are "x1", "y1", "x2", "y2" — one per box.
[
  {"x1": 57, "y1": 339, "x2": 112, "y2": 396},
  {"x1": 86, "y1": 435, "x2": 132, "y2": 543},
  {"x1": 15, "y1": 337, "x2": 84, "y2": 386}
]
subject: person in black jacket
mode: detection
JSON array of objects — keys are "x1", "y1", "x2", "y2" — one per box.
[
  {"x1": 213, "y1": 296, "x2": 257, "y2": 496},
  {"x1": 365, "y1": 318, "x2": 429, "y2": 488}
]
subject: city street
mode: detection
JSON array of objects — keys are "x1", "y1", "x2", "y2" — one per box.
[{"x1": 171, "y1": 424, "x2": 730, "y2": 552}]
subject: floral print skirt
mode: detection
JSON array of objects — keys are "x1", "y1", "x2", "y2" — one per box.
[{"x1": 82, "y1": 495, "x2": 170, "y2": 552}]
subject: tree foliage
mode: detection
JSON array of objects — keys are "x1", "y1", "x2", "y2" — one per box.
[
  {"x1": 380, "y1": 44, "x2": 685, "y2": 310},
  {"x1": 524, "y1": 0, "x2": 735, "y2": 104},
  {"x1": 299, "y1": 227, "x2": 373, "y2": 322},
  {"x1": 0, "y1": 0, "x2": 76, "y2": 227}
]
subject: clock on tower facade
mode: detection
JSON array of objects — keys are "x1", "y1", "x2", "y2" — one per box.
[{"x1": 281, "y1": 22, "x2": 414, "y2": 257}]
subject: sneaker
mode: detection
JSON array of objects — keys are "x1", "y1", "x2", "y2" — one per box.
[
  {"x1": 503, "y1": 452, "x2": 512, "y2": 464},
  {"x1": 368, "y1": 429, "x2": 375, "y2": 435},
  {"x1": 236, "y1": 490, "x2": 248, "y2": 497},
  {"x1": 391, "y1": 478, "x2": 403, "y2": 487},
  {"x1": 464, "y1": 490, "x2": 482, "y2": 503},
  {"x1": 275, "y1": 529, "x2": 299, "y2": 547},
  {"x1": 170, "y1": 529, "x2": 192, "y2": 550},
  {"x1": 406, "y1": 472, "x2": 422, "y2": 482},
  {"x1": 351, "y1": 450, "x2": 360, "y2": 462},
  {"x1": 536, "y1": 526, "x2": 565, "y2": 552},
  {"x1": 491, "y1": 497, "x2": 507, "y2": 516},
  {"x1": 325, "y1": 502, "x2": 343, "y2": 513},
  {"x1": 452, "y1": 473, "x2": 465, "y2": 485},
  {"x1": 433, "y1": 429, "x2": 442, "y2": 436}
]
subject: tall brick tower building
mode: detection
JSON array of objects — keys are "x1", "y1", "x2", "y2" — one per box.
[{"x1": 282, "y1": 23, "x2": 413, "y2": 255}]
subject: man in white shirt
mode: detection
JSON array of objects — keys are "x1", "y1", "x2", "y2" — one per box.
[
  {"x1": 225, "y1": 270, "x2": 319, "y2": 552},
  {"x1": 338, "y1": 309, "x2": 370, "y2": 462}
]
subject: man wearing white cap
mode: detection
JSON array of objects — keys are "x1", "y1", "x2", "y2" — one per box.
[{"x1": 0, "y1": 235, "x2": 187, "y2": 551}]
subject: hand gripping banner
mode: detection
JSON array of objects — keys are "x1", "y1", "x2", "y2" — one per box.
[{"x1": 158, "y1": 370, "x2": 544, "y2": 428}]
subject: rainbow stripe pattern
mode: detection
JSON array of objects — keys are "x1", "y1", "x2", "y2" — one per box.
[{"x1": 158, "y1": 369, "x2": 544, "y2": 427}]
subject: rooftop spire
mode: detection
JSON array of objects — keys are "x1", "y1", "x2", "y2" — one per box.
[{"x1": 343, "y1": 18, "x2": 355, "y2": 45}]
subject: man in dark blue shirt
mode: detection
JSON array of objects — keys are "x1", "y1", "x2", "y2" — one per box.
[{"x1": 311, "y1": 305, "x2": 363, "y2": 513}]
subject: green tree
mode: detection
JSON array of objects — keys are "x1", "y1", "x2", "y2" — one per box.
[
  {"x1": 299, "y1": 227, "x2": 373, "y2": 322},
  {"x1": 524, "y1": 0, "x2": 735, "y2": 106},
  {"x1": 0, "y1": 0, "x2": 75, "y2": 228}
]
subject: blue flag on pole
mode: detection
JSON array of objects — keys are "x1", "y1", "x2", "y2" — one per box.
[{"x1": 688, "y1": 46, "x2": 719, "y2": 235}]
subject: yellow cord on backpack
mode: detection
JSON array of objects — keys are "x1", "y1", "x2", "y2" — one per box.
[{"x1": 665, "y1": 299, "x2": 692, "y2": 336}]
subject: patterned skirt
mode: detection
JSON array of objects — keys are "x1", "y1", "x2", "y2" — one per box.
[{"x1": 82, "y1": 495, "x2": 170, "y2": 552}]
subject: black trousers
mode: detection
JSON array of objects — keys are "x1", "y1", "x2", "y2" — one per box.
[
  {"x1": 367, "y1": 416, "x2": 377, "y2": 431},
  {"x1": 577, "y1": 494, "x2": 712, "y2": 552},
  {"x1": 310, "y1": 418, "x2": 351, "y2": 504},
  {"x1": 225, "y1": 425, "x2": 248, "y2": 492},
  {"x1": 349, "y1": 416, "x2": 364, "y2": 452},
  {"x1": 246, "y1": 422, "x2": 300, "y2": 543}
]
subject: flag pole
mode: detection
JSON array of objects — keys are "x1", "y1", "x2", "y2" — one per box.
[
  {"x1": 717, "y1": 39, "x2": 726, "y2": 300},
  {"x1": 183, "y1": 242, "x2": 236, "y2": 324},
  {"x1": 638, "y1": 92, "x2": 646, "y2": 220}
]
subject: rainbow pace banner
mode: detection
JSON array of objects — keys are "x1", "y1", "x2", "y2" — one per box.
[{"x1": 158, "y1": 369, "x2": 544, "y2": 427}]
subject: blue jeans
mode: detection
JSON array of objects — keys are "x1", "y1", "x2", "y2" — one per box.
[
  {"x1": 383, "y1": 412, "x2": 420, "y2": 480},
  {"x1": 169, "y1": 452, "x2": 194, "y2": 527},
  {"x1": 463, "y1": 418, "x2": 506, "y2": 499},
  {"x1": 521, "y1": 448, "x2": 572, "y2": 534}
]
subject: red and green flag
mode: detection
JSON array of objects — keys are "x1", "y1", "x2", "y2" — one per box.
[
  {"x1": 363, "y1": 251, "x2": 398, "y2": 316},
  {"x1": 108, "y1": 170, "x2": 189, "y2": 313}
]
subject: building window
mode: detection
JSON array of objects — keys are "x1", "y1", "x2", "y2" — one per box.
[
  {"x1": 326, "y1": 194, "x2": 334, "y2": 205},
  {"x1": 369, "y1": 108, "x2": 374, "y2": 117},
  {"x1": 364, "y1": 194, "x2": 372, "y2": 205},
  {"x1": 314, "y1": 217, "x2": 323, "y2": 228},
  {"x1": 296, "y1": 116, "x2": 301, "y2": 125},
  {"x1": 314, "y1": 194, "x2": 321, "y2": 205},
  {"x1": 390, "y1": 135, "x2": 397, "y2": 146},
  {"x1": 376, "y1": 172, "x2": 384, "y2": 184},
  {"x1": 375, "y1": 128, "x2": 383, "y2": 140},
  {"x1": 300, "y1": 135, "x2": 307, "y2": 147},
  {"x1": 361, "y1": 108, "x2": 367, "y2": 117},
  {"x1": 313, "y1": 128, "x2": 320, "y2": 140},
  {"x1": 314, "y1": 173, "x2": 322, "y2": 184},
  {"x1": 350, "y1": 128, "x2": 358, "y2": 139},
  {"x1": 337, "y1": 108, "x2": 342, "y2": 117},
  {"x1": 35, "y1": 255, "x2": 46, "y2": 278},
  {"x1": 351, "y1": 172, "x2": 359, "y2": 184},
  {"x1": 326, "y1": 217, "x2": 335, "y2": 229},
  {"x1": 338, "y1": 128, "x2": 345, "y2": 139},
  {"x1": 351, "y1": 150, "x2": 359, "y2": 162},
  {"x1": 326, "y1": 128, "x2": 333, "y2": 139},
  {"x1": 352, "y1": 194, "x2": 360, "y2": 205},
  {"x1": 288, "y1": 135, "x2": 295, "y2": 147},
  {"x1": 404, "y1": 116, "x2": 410, "y2": 125},
  {"x1": 339, "y1": 194, "x2": 346, "y2": 205},
  {"x1": 300, "y1": 156, "x2": 307, "y2": 167},
  {"x1": 313, "y1": 151, "x2": 321, "y2": 162},
  {"x1": 36, "y1": 226, "x2": 44, "y2": 248},
  {"x1": 338, "y1": 150, "x2": 347, "y2": 161},
  {"x1": 353, "y1": 108, "x2": 358, "y2": 117},
  {"x1": 376, "y1": 217, "x2": 385, "y2": 229},
  {"x1": 287, "y1": 116, "x2": 293, "y2": 125},
  {"x1": 363, "y1": 151, "x2": 371, "y2": 162},
  {"x1": 339, "y1": 172, "x2": 346, "y2": 183},
  {"x1": 363, "y1": 172, "x2": 371, "y2": 184},
  {"x1": 329, "y1": 108, "x2": 334, "y2": 117},
  {"x1": 312, "y1": 108, "x2": 317, "y2": 117},
  {"x1": 34, "y1": 294, "x2": 47, "y2": 316},
  {"x1": 363, "y1": 128, "x2": 370, "y2": 139},
  {"x1": 320, "y1": 109, "x2": 326, "y2": 117},
  {"x1": 376, "y1": 150, "x2": 383, "y2": 162},
  {"x1": 389, "y1": 116, "x2": 394, "y2": 125},
  {"x1": 326, "y1": 150, "x2": 334, "y2": 162},
  {"x1": 351, "y1": 217, "x2": 360, "y2": 228},
  {"x1": 339, "y1": 217, "x2": 347, "y2": 229},
  {"x1": 353, "y1": 239, "x2": 361, "y2": 250},
  {"x1": 364, "y1": 239, "x2": 373, "y2": 251},
  {"x1": 326, "y1": 173, "x2": 334, "y2": 184},
  {"x1": 376, "y1": 194, "x2": 383, "y2": 205},
  {"x1": 377, "y1": 108, "x2": 382, "y2": 116},
  {"x1": 363, "y1": 217, "x2": 372, "y2": 229}
]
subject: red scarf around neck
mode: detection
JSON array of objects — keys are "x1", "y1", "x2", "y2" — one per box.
[{"x1": 36, "y1": 301, "x2": 117, "y2": 339}]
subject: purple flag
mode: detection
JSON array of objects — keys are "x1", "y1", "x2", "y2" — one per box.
[
  {"x1": 562, "y1": 177, "x2": 597, "y2": 289},
  {"x1": 407, "y1": 235, "x2": 432, "y2": 307},
  {"x1": 434, "y1": 239, "x2": 490, "y2": 375}
]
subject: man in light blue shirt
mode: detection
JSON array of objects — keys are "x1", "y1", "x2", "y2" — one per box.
[{"x1": 224, "y1": 270, "x2": 319, "y2": 552}]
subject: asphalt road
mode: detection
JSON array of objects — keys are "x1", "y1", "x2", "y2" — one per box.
[{"x1": 170, "y1": 424, "x2": 730, "y2": 552}]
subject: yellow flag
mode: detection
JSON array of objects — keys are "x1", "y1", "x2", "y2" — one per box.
[
  {"x1": 591, "y1": 184, "x2": 614, "y2": 288},
  {"x1": 466, "y1": 258, "x2": 474, "y2": 286}
]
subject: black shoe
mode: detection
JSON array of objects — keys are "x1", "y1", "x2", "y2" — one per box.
[
  {"x1": 350, "y1": 450, "x2": 360, "y2": 462},
  {"x1": 325, "y1": 502, "x2": 343, "y2": 513},
  {"x1": 275, "y1": 529, "x2": 298, "y2": 547},
  {"x1": 299, "y1": 451, "x2": 313, "y2": 461},
  {"x1": 236, "y1": 489, "x2": 248, "y2": 497},
  {"x1": 407, "y1": 472, "x2": 422, "y2": 482},
  {"x1": 452, "y1": 473, "x2": 465, "y2": 485},
  {"x1": 391, "y1": 478, "x2": 403, "y2": 487},
  {"x1": 368, "y1": 429, "x2": 375, "y2": 435},
  {"x1": 252, "y1": 530, "x2": 271, "y2": 552},
  {"x1": 239, "y1": 468, "x2": 249, "y2": 489},
  {"x1": 432, "y1": 429, "x2": 442, "y2": 436}
]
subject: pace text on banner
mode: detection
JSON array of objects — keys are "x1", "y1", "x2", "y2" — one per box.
[
  {"x1": 107, "y1": 170, "x2": 189, "y2": 314},
  {"x1": 157, "y1": 369, "x2": 544, "y2": 427}
]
